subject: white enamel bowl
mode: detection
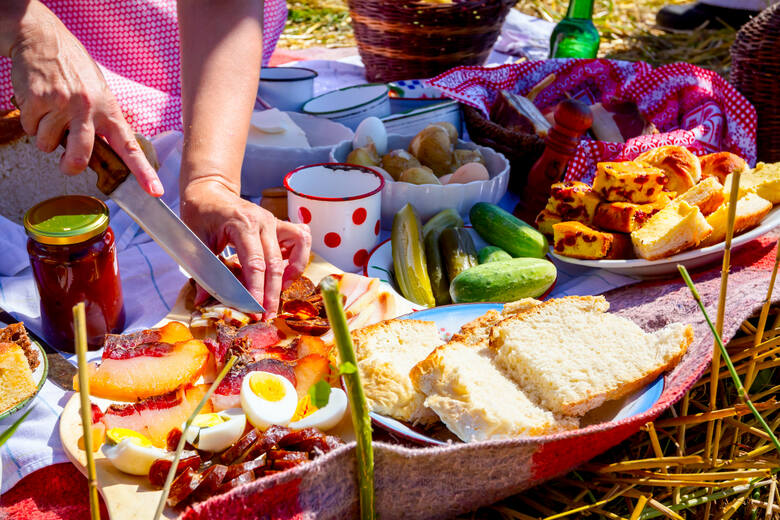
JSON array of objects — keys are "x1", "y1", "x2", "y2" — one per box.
[
  {"x1": 331, "y1": 134, "x2": 509, "y2": 228},
  {"x1": 302, "y1": 84, "x2": 391, "y2": 131}
]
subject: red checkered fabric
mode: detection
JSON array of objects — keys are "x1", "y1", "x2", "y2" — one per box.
[
  {"x1": 428, "y1": 59, "x2": 757, "y2": 183},
  {"x1": 0, "y1": 0, "x2": 287, "y2": 136}
]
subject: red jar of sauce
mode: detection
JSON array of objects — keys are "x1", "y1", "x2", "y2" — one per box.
[{"x1": 24, "y1": 196, "x2": 125, "y2": 351}]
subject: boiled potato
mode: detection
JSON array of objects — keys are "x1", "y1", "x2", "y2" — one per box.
[
  {"x1": 409, "y1": 125, "x2": 454, "y2": 176},
  {"x1": 347, "y1": 143, "x2": 380, "y2": 168},
  {"x1": 431, "y1": 122, "x2": 458, "y2": 145},
  {"x1": 399, "y1": 166, "x2": 440, "y2": 185},
  {"x1": 452, "y1": 149, "x2": 485, "y2": 170},
  {"x1": 382, "y1": 149, "x2": 421, "y2": 180}
]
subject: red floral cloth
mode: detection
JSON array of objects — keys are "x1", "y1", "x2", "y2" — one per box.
[
  {"x1": 0, "y1": 0, "x2": 287, "y2": 136},
  {"x1": 428, "y1": 59, "x2": 757, "y2": 183}
]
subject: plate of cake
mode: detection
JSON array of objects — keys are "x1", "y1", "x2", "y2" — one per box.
[
  {"x1": 537, "y1": 147, "x2": 780, "y2": 277},
  {"x1": 0, "y1": 322, "x2": 48, "y2": 421}
]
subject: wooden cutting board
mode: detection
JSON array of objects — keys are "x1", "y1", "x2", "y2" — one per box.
[{"x1": 60, "y1": 255, "x2": 410, "y2": 520}]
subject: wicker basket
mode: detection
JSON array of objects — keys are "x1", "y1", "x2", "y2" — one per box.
[
  {"x1": 347, "y1": 0, "x2": 517, "y2": 83},
  {"x1": 462, "y1": 105, "x2": 545, "y2": 193},
  {"x1": 730, "y1": 3, "x2": 780, "y2": 162}
]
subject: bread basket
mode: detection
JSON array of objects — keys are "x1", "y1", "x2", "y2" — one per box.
[{"x1": 347, "y1": 0, "x2": 517, "y2": 83}]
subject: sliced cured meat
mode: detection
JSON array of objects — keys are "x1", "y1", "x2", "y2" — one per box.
[
  {"x1": 102, "y1": 322, "x2": 192, "y2": 360},
  {"x1": 280, "y1": 276, "x2": 316, "y2": 303},
  {"x1": 101, "y1": 385, "x2": 212, "y2": 447},
  {"x1": 148, "y1": 452, "x2": 201, "y2": 487},
  {"x1": 211, "y1": 359, "x2": 296, "y2": 411}
]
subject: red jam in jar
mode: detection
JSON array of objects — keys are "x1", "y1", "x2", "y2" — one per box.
[{"x1": 25, "y1": 196, "x2": 125, "y2": 351}]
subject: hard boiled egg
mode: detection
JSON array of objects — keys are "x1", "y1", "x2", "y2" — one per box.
[
  {"x1": 240, "y1": 371, "x2": 298, "y2": 430},
  {"x1": 353, "y1": 117, "x2": 388, "y2": 156},
  {"x1": 182, "y1": 409, "x2": 246, "y2": 453},
  {"x1": 448, "y1": 162, "x2": 490, "y2": 184},
  {"x1": 289, "y1": 387, "x2": 348, "y2": 431},
  {"x1": 102, "y1": 428, "x2": 172, "y2": 476}
]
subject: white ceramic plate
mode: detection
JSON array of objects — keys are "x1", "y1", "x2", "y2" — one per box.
[
  {"x1": 331, "y1": 135, "x2": 509, "y2": 226},
  {"x1": 550, "y1": 206, "x2": 780, "y2": 278},
  {"x1": 0, "y1": 336, "x2": 48, "y2": 421},
  {"x1": 370, "y1": 303, "x2": 664, "y2": 446}
]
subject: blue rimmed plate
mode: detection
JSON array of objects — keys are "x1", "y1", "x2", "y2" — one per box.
[
  {"x1": 369, "y1": 303, "x2": 664, "y2": 446},
  {"x1": 0, "y1": 336, "x2": 48, "y2": 421}
]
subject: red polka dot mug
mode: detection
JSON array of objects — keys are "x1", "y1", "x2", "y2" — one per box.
[{"x1": 284, "y1": 163, "x2": 384, "y2": 272}]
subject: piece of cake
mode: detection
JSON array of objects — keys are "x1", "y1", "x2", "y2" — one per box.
[
  {"x1": 535, "y1": 208, "x2": 563, "y2": 236},
  {"x1": 544, "y1": 181, "x2": 602, "y2": 223},
  {"x1": 593, "y1": 161, "x2": 670, "y2": 203},
  {"x1": 700, "y1": 152, "x2": 747, "y2": 184},
  {"x1": 592, "y1": 193, "x2": 674, "y2": 233},
  {"x1": 677, "y1": 176, "x2": 725, "y2": 216},
  {"x1": 0, "y1": 322, "x2": 38, "y2": 371},
  {"x1": 631, "y1": 201, "x2": 713, "y2": 260},
  {"x1": 351, "y1": 319, "x2": 443, "y2": 425},
  {"x1": 636, "y1": 145, "x2": 702, "y2": 194},
  {"x1": 701, "y1": 192, "x2": 773, "y2": 247},
  {"x1": 0, "y1": 342, "x2": 37, "y2": 414},
  {"x1": 489, "y1": 296, "x2": 692, "y2": 416},
  {"x1": 552, "y1": 221, "x2": 633, "y2": 259},
  {"x1": 724, "y1": 162, "x2": 780, "y2": 204}
]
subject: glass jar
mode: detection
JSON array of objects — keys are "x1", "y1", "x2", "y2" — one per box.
[{"x1": 24, "y1": 196, "x2": 125, "y2": 351}]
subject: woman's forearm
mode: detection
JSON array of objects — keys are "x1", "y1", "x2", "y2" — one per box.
[{"x1": 178, "y1": 0, "x2": 263, "y2": 195}]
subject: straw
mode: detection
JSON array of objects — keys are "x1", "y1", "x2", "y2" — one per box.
[
  {"x1": 73, "y1": 302, "x2": 100, "y2": 520},
  {"x1": 152, "y1": 355, "x2": 237, "y2": 520}
]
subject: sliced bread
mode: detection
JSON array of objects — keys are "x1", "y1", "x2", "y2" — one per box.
[
  {"x1": 677, "y1": 176, "x2": 725, "y2": 216},
  {"x1": 724, "y1": 162, "x2": 780, "y2": 204},
  {"x1": 701, "y1": 192, "x2": 772, "y2": 247},
  {"x1": 631, "y1": 200, "x2": 713, "y2": 260},
  {"x1": 351, "y1": 319, "x2": 443, "y2": 424},
  {"x1": 410, "y1": 339, "x2": 578, "y2": 442},
  {"x1": 489, "y1": 296, "x2": 692, "y2": 416},
  {"x1": 451, "y1": 298, "x2": 542, "y2": 345}
]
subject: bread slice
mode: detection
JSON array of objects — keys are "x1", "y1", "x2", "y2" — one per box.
[
  {"x1": 535, "y1": 208, "x2": 563, "y2": 236},
  {"x1": 0, "y1": 322, "x2": 38, "y2": 371},
  {"x1": 701, "y1": 192, "x2": 772, "y2": 247},
  {"x1": 489, "y1": 296, "x2": 692, "y2": 416},
  {"x1": 545, "y1": 181, "x2": 602, "y2": 223},
  {"x1": 593, "y1": 161, "x2": 670, "y2": 203},
  {"x1": 724, "y1": 162, "x2": 780, "y2": 203},
  {"x1": 636, "y1": 145, "x2": 702, "y2": 194},
  {"x1": 677, "y1": 176, "x2": 725, "y2": 216},
  {"x1": 451, "y1": 298, "x2": 542, "y2": 345},
  {"x1": 700, "y1": 152, "x2": 747, "y2": 184},
  {"x1": 0, "y1": 342, "x2": 37, "y2": 414},
  {"x1": 592, "y1": 193, "x2": 674, "y2": 233},
  {"x1": 410, "y1": 339, "x2": 578, "y2": 442},
  {"x1": 631, "y1": 201, "x2": 713, "y2": 260},
  {"x1": 351, "y1": 319, "x2": 443, "y2": 424},
  {"x1": 553, "y1": 221, "x2": 633, "y2": 259}
]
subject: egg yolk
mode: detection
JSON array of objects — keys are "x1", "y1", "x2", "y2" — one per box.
[
  {"x1": 249, "y1": 373, "x2": 287, "y2": 402},
  {"x1": 106, "y1": 428, "x2": 153, "y2": 447},
  {"x1": 291, "y1": 395, "x2": 318, "y2": 422},
  {"x1": 191, "y1": 413, "x2": 226, "y2": 428}
]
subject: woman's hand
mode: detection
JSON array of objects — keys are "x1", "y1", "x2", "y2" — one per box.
[
  {"x1": 2, "y1": 1, "x2": 162, "y2": 196},
  {"x1": 181, "y1": 179, "x2": 312, "y2": 318}
]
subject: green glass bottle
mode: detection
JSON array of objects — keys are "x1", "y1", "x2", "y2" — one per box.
[{"x1": 549, "y1": 0, "x2": 600, "y2": 59}]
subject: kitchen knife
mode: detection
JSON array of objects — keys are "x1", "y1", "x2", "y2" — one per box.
[{"x1": 83, "y1": 136, "x2": 265, "y2": 314}]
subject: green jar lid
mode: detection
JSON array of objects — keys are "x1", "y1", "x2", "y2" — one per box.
[{"x1": 24, "y1": 195, "x2": 109, "y2": 246}]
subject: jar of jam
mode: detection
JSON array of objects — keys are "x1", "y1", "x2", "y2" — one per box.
[{"x1": 24, "y1": 196, "x2": 125, "y2": 351}]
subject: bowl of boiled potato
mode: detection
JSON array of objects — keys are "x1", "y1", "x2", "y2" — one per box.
[{"x1": 330, "y1": 121, "x2": 509, "y2": 227}]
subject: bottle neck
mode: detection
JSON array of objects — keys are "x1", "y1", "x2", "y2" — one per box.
[{"x1": 566, "y1": 0, "x2": 594, "y2": 19}]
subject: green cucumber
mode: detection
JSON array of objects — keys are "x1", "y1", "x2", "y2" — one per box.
[
  {"x1": 470, "y1": 202, "x2": 549, "y2": 258},
  {"x1": 449, "y1": 258, "x2": 556, "y2": 303},
  {"x1": 439, "y1": 227, "x2": 479, "y2": 281},
  {"x1": 478, "y1": 246, "x2": 512, "y2": 264},
  {"x1": 422, "y1": 208, "x2": 464, "y2": 238},
  {"x1": 424, "y1": 229, "x2": 451, "y2": 306}
]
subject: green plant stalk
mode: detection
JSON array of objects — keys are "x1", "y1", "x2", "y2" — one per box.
[
  {"x1": 639, "y1": 480, "x2": 772, "y2": 519},
  {"x1": 153, "y1": 355, "x2": 237, "y2": 520},
  {"x1": 0, "y1": 407, "x2": 33, "y2": 447},
  {"x1": 677, "y1": 265, "x2": 780, "y2": 459},
  {"x1": 320, "y1": 275, "x2": 375, "y2": 520}
]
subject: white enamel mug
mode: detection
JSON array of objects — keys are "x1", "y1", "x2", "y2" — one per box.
[
  {"x1": 284, "y1": 163, "x2": 384, "y2": 272},
  {"x1": 258, "y1": 67, "x2": 317, "y2": 112}
]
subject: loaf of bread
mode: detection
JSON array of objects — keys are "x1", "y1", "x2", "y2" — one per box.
[
  {"x1": 676, "y1": 176, "x2": 725, "y2": 216},
  {"x1": 701, "y1": 192, "x2": 772, "y2": 247},
  {"x1": 699, "y1": 152, "x2": 747, "y2": 184},
  {"x1": 351, "y1": 319, "x2": 443, "y2": 425},
  {"x1": 489, "y1": 296, "x2": 692, "y2": 416},
  {"x1": 631, "y1": 201, "x2": 713, "y2": 260},
  {"x1": 636, "y1": 145, "x2": 702, "y2": 194},
  {"x1": 592, "y1": 193, "x2": 673, "y2": 233},
  {"x1": 410, "y1": 339, "x2": 578, "y2": 442},
  {"x1": 552, "y1": 221, "x2": 633, "y2": 259},
  {"x1": 724, "y1": 162, "x2": 780, "y2": 204},
  {"x1": 593, "y1": 161, "x2": 670, "y2": 203},
  {"x1": 544, "y1": 181, "x2": 602, "y2": 223}
]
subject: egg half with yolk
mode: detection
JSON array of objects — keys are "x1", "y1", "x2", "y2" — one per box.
[
  {"x1": 240, "y1": 371, "x2": 298, "y2": 430},
  {"x1": 102, "y1": 428, "x2": 172, "y2": 476},
  {"x1": 182, "y1": 408, "x2": 246, "y2": 452}
]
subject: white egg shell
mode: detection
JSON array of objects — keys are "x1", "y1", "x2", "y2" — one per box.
[
  {"x1": 439, "y1": 173, "x2": 453, "y2": 184},
  {"x1": 448, "y1": 163, "x2": 490, "y2": 184},
  {"x1": 352, "y1": 117, "x2": 388, "y2": 156},
  {"x1": 288, "y1": 387, "x2": 348, "y2": 431},
  {"x1": 240, "y1": 371, "x2": 298, "y2": 430},
  {"x1": 183, "y1": 409, "x2": 247, "y2": 453},
  {"x1": 102, "y1": 439, "x2": 172, "y2": 476}
]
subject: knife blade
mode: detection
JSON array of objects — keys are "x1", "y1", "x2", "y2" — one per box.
[
  {"x1": 0, "y1": 308, "x2": 77, "y2": 391},
  {"x1": 85, "y1": 136, "x2": 264, "y2": 314}
]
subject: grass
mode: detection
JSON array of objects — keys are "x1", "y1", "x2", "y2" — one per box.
[{"x1": 279, "y1": 0, "x2": 737, "y2": 76}]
